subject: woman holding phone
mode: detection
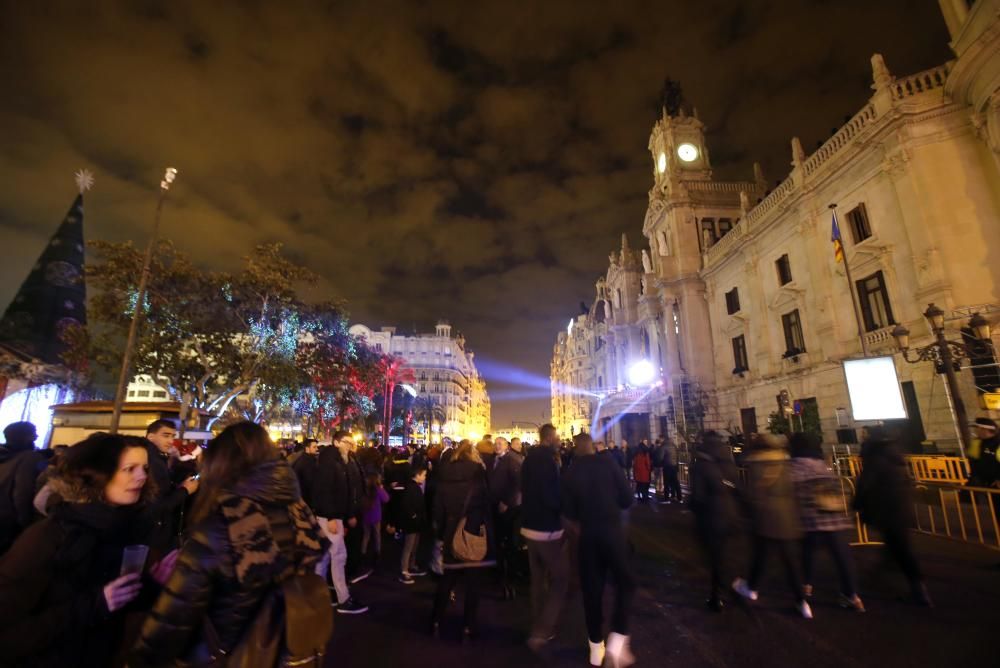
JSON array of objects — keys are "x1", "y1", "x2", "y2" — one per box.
[{"x1": 0, "y1": 432, "x2": 163, "y2": 667}]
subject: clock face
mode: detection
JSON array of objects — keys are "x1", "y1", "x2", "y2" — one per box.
[
  {"x1": 656, "y1": 152, "x2": 667, "y2": 174},
  {"x1": 677, "y1": 143, "x2": 699, "y2": 163}
]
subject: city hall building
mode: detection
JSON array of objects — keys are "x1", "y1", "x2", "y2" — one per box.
[{"x1": 551, "y1": 0, "x2": 1000, "y2": 451}]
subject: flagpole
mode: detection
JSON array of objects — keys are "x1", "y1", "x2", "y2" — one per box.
[{"x1": 830, "y1": 203, "x2": 869, "y2": 357}]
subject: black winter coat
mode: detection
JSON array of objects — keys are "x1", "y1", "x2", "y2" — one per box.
[
  {"x1": 488, "y1": 450, "x2": 523, "y2": 509},
  {"x1": 0, "y1": 446, "x2": 46, "y2": 552},
  {"x1": 144, "y1": 445, "x2": 191, "y2": 557},
  {"x1": 131, "y1": 459, "x2": 326, "y2": 667},
  {"x1": 433, "y1": 460, "x2": 495, "y2": 568},
  {"x1": 689, "y1": 442, "x2": 740, "y2": 536},
  {"x1": 292, "y1": 452, "x2": 319, "y2": 508},
  {"x1": 520, "y1": 445, "x2": 562, "y2": 533},
  {"x1": 562, "y1": 453, "x2": 632, "y2": 533},
  {"x1": 0, "y1": 501, "x2": 154, "y2": 668},
  {"x1": 310, "y1": 447, "x2": 362, "y2": 520},
  {"x1": 854, "y1": 437, "x2": 913, "y2": 531},
  {"x1": 396, "y1": 479, "x2": 426, "y2": 534}
]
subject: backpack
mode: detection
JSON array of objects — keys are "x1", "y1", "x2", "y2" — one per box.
[{"x1": 194, "y1": 569, "x2": 333, "y2": 668}]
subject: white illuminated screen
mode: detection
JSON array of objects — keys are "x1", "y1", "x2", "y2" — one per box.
[{"x1": 842, "y1": 356, "x2": 907, "y2": 421}]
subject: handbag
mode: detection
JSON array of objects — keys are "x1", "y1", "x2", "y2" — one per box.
[
  {"x1": 814, "y1": 478, "x2": 848, "y2": 514},
  {"x1": 193, "y1": 569, "x2": 333, "y2": 668},
  {"x1": 451, "y1": 486, "x2": 487, "y2": 562}
]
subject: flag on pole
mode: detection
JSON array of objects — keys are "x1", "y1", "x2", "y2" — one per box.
[{"x1": 831, "y1": 211, "x2": 845, "y2": 263}]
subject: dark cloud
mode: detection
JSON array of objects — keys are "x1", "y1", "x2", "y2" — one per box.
[{"x1": 0, "y1": 0, "x2": 950, "y2": 426}]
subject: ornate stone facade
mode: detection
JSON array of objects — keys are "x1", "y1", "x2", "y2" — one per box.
[
  {"x1": 551, "y1": 1, "x2": 1000, "y2": 451},
  {"x1": 350, "y1": 321, "x2": 491, "y2": 441}
]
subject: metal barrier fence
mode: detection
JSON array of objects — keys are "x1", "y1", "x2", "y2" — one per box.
[
  {"x1": 912, "y1": 483, "x2": 1000, "y2": 550},
  {"x1": 834, "y1": 454, "x2": 970, "y2": 485}
]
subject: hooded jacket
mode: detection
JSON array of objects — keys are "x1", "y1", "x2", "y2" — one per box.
[
  {"x1": 853, "y1": 436, "x2": 912, "y2": 530},
  {"x1": 130, "y1": 459, "x2": 327, "y2": 667},
  {"x1": 744, "y1": 440, "x2": 801, "y2": 541},
  {"x1": 0, "y1": 491, "x2": 153, "y2": 667},
  {"x1": 689, "y1": 437, "x2": 740, "y2": 535}
]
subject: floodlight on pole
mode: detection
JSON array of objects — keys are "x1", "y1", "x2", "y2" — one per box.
[{"x1": 628, "y1": 359, "x2": 656, "y2": 386}]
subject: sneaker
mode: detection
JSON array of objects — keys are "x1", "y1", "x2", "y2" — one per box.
[
  {"x1": 732, "y1": 577, "x2": 758, "y2": 602},
  {"x1": 803, "y1": 584, "x2": 813, "y2": 598},
  {"x1": 409, "y1": 569, "x2": 427, "y2": 577},
  {"x1": 527, "y1": 634, "x2": 555, "y2": 653},
  {"x1": 797, "y1": 600, "x2": 814, "y2": 619},
  {"x1": 336, "y1": 598, "x2": 369, "y2": 614},
  {"x1": 588, "y1": 640, "x2": 606, "y2": 667},
  {"x1": 399, "y1": 574, "x2": 415, "y2": 585},
  {"x1": 838, "y1": 593, "x2": 866, "y2": 613},
  {"x1": 606, "y1": 632, "x2": 635, "y2": 668},
  {"x1": 349, "y1": 568, "x2": 374, "y2": 584}
]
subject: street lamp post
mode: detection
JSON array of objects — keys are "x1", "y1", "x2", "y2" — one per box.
[{"x1": 891, "y1": 303, "x2": 993, "y2": 458}]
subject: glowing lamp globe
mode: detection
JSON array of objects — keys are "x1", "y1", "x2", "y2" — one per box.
[{"x1": 628, "y1": 360, "x2": 656, "y2": 386}]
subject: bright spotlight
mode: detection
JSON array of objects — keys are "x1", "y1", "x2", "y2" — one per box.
[
  {"x1": 400, "y1": 383, "x2": 418, "y2": 397},
  {"x1": 628, "y1": 360, "x2": 656, "y2": 386}
]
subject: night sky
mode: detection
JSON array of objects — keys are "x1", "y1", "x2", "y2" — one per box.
[{"x1": 0, "y1": 1, "x2": 951, "y2": 427}]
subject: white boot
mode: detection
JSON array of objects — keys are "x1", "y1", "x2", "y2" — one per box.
[
  {"x1": 606, "y1": 632, "x2": 635, "y2": 668},
  {"x1": 589, "y1": 640, "x2": 605, "y2": 667}
]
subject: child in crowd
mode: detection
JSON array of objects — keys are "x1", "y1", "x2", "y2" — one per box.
[
  {"x1": 361, "y1": 473, "x2": 391, "y2": 569},
  {"x1": 398, "y1": 465, "x2": 428, "y2": 584}
]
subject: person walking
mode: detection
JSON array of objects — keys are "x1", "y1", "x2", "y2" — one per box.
[
  {"x1": 0, "y1": 433, "x2": 162, "y2": 666},
  {"x1": 563, "y1": 432, "x2": 635, "y2": 667},
  {"x1": 131, "y1": 422, "x2": 330, "y2": 665},
  {"x1": 853, "y1": 426, "x2": 932, "y2": 606},
  {"x1": 632, "y1": 444, "x2": 652, "y2": 503},
  {"x1": 311, "y1": 430, "x2": 368, "y2": 614},
  {"x1": 430, "y1": 440, "x2": 495, "y2": 641},
  {"x1": 688, "y1": 431, "x2": 740, "y2": 611},
  {"x1": 489, "y1": 436, "x2": 523, "y2": 600},
  {"x1": 789, "y1": 432, "x2": 864, "y2": 612},
  {"x1": 519, "y1": 424, "x2": 568, "y2": 652},
  {"x1": 732, "y1": 433, "x2": 812, "y2": 619}
]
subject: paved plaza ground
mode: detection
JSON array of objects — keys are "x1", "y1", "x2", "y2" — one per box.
[{"x1": 326, "y1": 500, "x2": 1000, "y2": 668}]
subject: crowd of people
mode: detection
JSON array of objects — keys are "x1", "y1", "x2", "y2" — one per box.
[{"x1": 0, "y1": 413, "x2": 989, "y2": 666}]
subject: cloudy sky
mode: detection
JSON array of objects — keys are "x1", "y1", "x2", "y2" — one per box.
[{"x1": 0, "y1": 0, "x2": 951, "y2": 427}]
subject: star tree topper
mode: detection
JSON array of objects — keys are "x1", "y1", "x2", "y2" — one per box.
[{"x1": 74, "y1": 169, "x2": 95, "y2": 193}]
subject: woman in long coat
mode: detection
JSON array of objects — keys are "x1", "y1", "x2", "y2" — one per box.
[{"x1": 430, "y1": 439, "x2": 495, "y2": 640}]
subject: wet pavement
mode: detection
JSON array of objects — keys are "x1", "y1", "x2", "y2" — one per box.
[{"x1": 326, "y1": 500, "x2": 1000, "y2": 667}]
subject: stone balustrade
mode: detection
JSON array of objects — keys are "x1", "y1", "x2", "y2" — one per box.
[{"x1": 891, "y1": 63, "x2": 951, "y2": 100}]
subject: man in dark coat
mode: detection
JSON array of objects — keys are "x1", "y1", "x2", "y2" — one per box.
[
  {"x1": 562, "y1": 432, "x2": 634, "y2": 667},
  {"x1": 489, "y1": 436, "x2": 523, "y2": 600},
  {"x1": 968, "y1": 417, "x2": 1000, "y2": 487},
  {"x1": 311, "y1": 431, "x2": 367, "y2": 614},
  {"x1": 292, "y1": 439, "x2": 321, "y2": 509},
  {"x1": 144, "y1": 420, "x2": 198, "y2": 557},
  {"x1": 689, "y1": 431, "x2": 740, "y2": 610},
  {"x1": 854, "y1": 426, "x2": 931, "y2": 606},
  {"x1": 520, "y1": 424, "x2": 568, "y2": 651},
  {"x1": 0, "y1": 421, "x2": 45, "y2": 554}
]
